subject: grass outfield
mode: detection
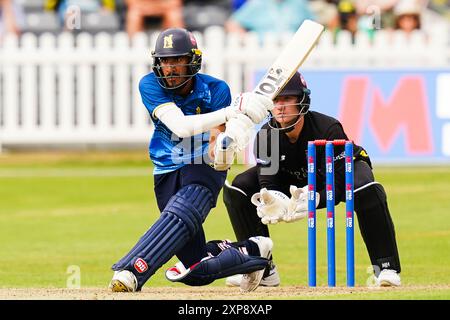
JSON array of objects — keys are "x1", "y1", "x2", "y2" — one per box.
[{"x1": 0, "y1": 151, "x2": 449, "y2": 299}]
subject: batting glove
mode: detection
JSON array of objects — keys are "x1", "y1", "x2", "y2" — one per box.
[
  {"x1": 225, "y1": 92, "x2": 273, "y2": 124},
  {"x1": 213, "y1": 132, "x2": 237, "y2": 171},
  {"x1": 223, "y1": 113, "x2": 255, "y2": 151}
]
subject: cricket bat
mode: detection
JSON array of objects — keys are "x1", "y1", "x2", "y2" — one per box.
[
  {"x1": 252, "y1": 19, "x2": 324, "y2": 100},
  {"x1": 223, "y1": 20, "x2": 325, "y2": 148}
]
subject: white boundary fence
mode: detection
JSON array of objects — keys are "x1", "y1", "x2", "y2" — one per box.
[{"x1": 0, "y1": 26, "x2": 449, "y2": 150}]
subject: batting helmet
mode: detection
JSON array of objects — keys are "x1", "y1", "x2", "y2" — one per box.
[{"x1": 151, "y1": 28, "x2": 202, "y2": 90}]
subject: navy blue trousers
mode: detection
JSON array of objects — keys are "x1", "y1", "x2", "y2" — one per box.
[{"x1": 154, "y1": 164, "x2": 227, "y2": 267}]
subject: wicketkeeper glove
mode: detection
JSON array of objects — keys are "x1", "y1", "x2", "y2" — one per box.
[
  {"x1": 283, "y1": 185, "x2": 320, "y2": 223},
  {"x1": 251, "y1": 188, "x2": 290, "y2": 225},
  {"x1": 251, "y1": 186, "x2": 320, "y2": 225}
]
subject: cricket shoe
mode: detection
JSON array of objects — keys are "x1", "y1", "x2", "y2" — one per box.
[
  {"x1": 226, "y1": 264, "x2": 280, "y2": 287},
  {"x1": 376, "y1": 269, "x2": 401, "y2": 287},
  {"x1": 240, "y1": 236, "x2": 273, "y2": 292},
  {"x1": 109, "y1": 270, "x2": 137, "y2": 292}
]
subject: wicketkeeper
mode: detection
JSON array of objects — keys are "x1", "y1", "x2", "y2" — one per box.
[{"x1": 220, "y1": 72, "x2": 402, "y2": 288}]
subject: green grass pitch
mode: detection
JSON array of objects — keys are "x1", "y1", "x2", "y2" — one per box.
[{"x1": 0, "y1": 151, "x2": 449, "y2": 299}]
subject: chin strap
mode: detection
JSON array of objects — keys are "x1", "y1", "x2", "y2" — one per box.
[{"x1": 268, "y1": 113, "x2": 303, "y2": 133}]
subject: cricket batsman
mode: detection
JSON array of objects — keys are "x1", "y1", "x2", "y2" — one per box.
[{"x1": 109, "y1": 27, "x2": 275, "y2": 292}]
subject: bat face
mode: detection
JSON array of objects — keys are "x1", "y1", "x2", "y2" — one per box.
[
  {"x1": 255, "y1": 68, "x2": 287, "y2": 98},
  {"x1": 221, "y1": 20, "x2": 324, "y2": 150},
  {"x1": 254, "y1": 20, "x2": 325, "y2": 100}
]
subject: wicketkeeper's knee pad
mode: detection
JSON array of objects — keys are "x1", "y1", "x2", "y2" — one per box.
[
  {"x1": 111, "y1": 184, "x2": 214, "y2": 290},
  {"x1": 223, "y1": 181, "x2": 270, "y2": 241},
  {"x1": 354, "y1": 182, "x2": 401, "y2": 273},
  {"x1": 165, "y1": 246, "x2": 269, "y2": 286},
  {"x1": 354, "y1": 182, "x2": 386, "y2": 212}
]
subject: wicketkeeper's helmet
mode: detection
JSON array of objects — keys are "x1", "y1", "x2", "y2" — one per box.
[
  {"x1": 277, "y1": 71, "x2": 311, "y2": 110},
  {"x1": 269, "y1": 71, "x2": 311, "y2": 132}
]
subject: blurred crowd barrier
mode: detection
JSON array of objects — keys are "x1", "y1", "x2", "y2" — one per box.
[{"x1": 0, "y1": 26, "x2": 449, "y2": 163}]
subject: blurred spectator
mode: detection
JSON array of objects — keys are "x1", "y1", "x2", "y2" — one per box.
[
  {"x1": 45, "y1": 0, "x2": 115, "y2": 29},
  {"x1": 393, "y1": 0, "x2": 423, "y2": 33},
  {"x1": 328, "y1": 1, "x2": 366, "y2": 43},
  {"x1": 0, "y1": 0, "x2": 24, "y2": 40},
  {"x1": 337, "y1": 0, "x2": 358, "y2": 35},
  {"x1": 354, "y1": 0, "x2": 399, "y2": 30},
  {"x1": 308, "y1": 0, "x2": 340, "y2": 30},
  {"x1": 183, "y1": 0, "x2": 232, "y2": 32},
  {"x1": 327, "y1": 0, "x2": 380, "y2": 44},
  {"x1": 232, "y1": 0, "x2": 247, "y2": 10},
  {"x1": 225, "y1": 0, "x2": 315, "y2": 38},
  {"x1": 125, "y1": 0, "x2": 184, "y2": 37},
  {"x1": 428, "y1": 0, "x2": 450, "y2": 21}
]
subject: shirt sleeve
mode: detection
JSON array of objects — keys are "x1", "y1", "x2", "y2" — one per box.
[
  {"x1": 139, "y1": 76, "x2": 172, "y2": 119},
  {"x1": 210, "y1": 81, "x2": 232, "y2": 112}
]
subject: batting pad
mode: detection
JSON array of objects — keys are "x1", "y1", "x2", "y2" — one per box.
[
  {"x1": 112, "y1": 184, "x2": 213, "y2": 290},
  {"x1": 165, "y1": 247, "x2": 269, "y2": 286}
]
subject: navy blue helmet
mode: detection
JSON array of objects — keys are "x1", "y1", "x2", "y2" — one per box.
[
  {"x1": 151, "y1": 28, "x2": 202, "y2": 90},
  {"x1": 269, "y1": 72, "x2": 312, "y2": 132},
  {"x1": 278, "y1": 71, "x2": 311, "y2": 107}
]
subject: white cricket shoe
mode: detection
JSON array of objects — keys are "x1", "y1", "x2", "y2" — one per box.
[
  {"x1": 240, "y1": 236, "x2": 273, "y2": 292},
  {"x1": 109, "y1": 270, "x2": 137, "y2": 292},
  {"x1": 377, "y1": 269, "x2": 401, "y2": 287},
  {"x1": 226, "y1": 265, "x2": 280, "y2": 287}
]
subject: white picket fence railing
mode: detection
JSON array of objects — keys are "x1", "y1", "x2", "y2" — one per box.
[{"x1": 0, "y1": 26, "x2": 449, "y2": 149}]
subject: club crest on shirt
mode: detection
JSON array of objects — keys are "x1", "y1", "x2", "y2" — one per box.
[{"x1": 196, "y1": 106, "x2": 201, "y2": 114}]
